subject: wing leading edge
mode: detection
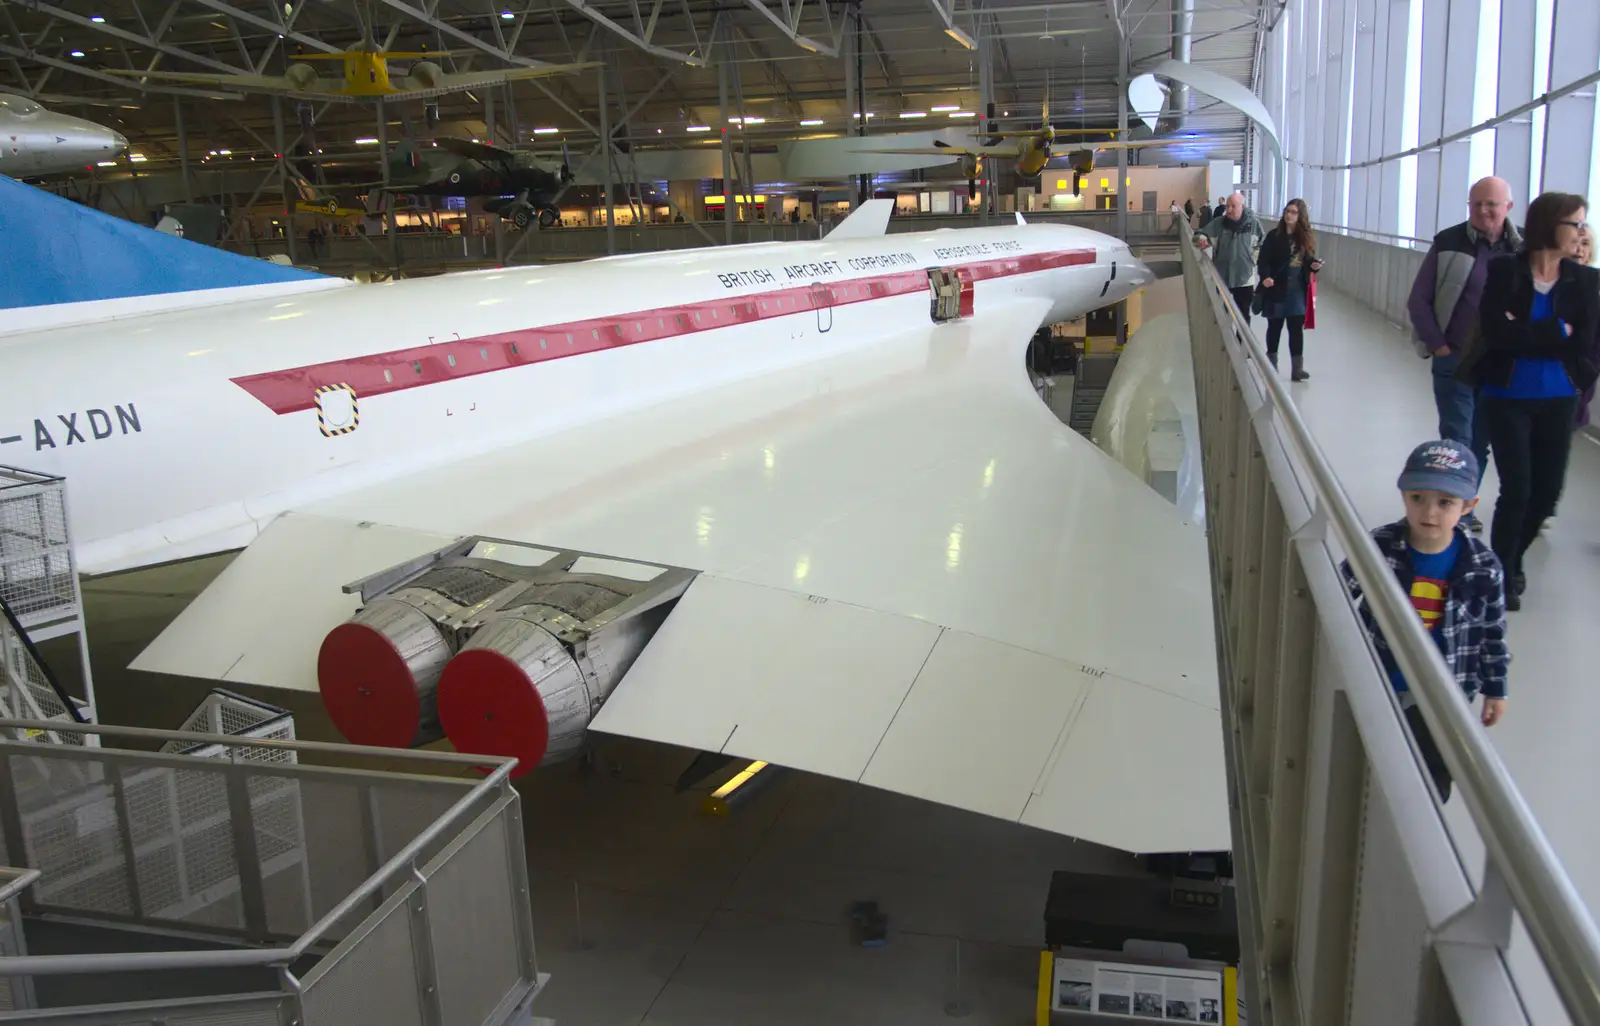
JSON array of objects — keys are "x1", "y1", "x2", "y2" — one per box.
[{"x1": 133, "y1": 298, "x2": 1226, "y2": 853}]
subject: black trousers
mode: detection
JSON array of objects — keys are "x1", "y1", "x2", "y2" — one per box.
[
  {"x1": 1265, "y1": 316, "x2": 1306, "y2": 358},
  {"x1": 1403, "y1": 703, "x2": 1453, "y2": 803},
  {"x1": 1481, "y1": 394, "x2": 1577, "y2": 579},
  {"x1": 1229, "y1": 286, "x2": 1255, "y2": 323}
]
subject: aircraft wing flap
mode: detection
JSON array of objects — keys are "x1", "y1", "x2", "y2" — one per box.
[
  {"x1": 591, "y1": 575, "x2": 944, "y2": 779},
  {"x1": 129, "y1": 513, "x2": 459, "y2": 691}
]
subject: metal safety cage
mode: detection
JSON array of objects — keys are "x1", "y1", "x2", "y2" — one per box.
[
  {"x1": 1179, "y1": 220, "x2": 1600, "y2": 1025},
  {"x1": 0, "y1": 466, "x2": 95, "y2": 723},
  {"x1": 0, "y1": 719, "x2": 544, "y2": 1026}
]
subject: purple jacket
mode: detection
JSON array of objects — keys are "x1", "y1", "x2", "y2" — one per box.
[{"x1": 1407, "y1": 221, "x2": 1520, "y2": 357}]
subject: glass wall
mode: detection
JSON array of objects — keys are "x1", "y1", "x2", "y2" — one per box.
[{"x1": 1259, "y1": 0, "x2": 1600, "y2": 244}]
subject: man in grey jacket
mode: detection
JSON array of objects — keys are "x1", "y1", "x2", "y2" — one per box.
[
  {"x1": 1406, "y1": 176, "x2": 1519, "y2": 530},
  {"x1": 1194, "y1": 192, "x2": 1265, "y2": 321}
]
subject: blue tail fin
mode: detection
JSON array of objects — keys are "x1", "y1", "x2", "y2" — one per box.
[{"x1": 0, "y1": 174, "x2": 325, "y2": 311}]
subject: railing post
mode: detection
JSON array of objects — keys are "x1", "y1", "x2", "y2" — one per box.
[
  {"x1": 106, "y1": 760, "x2": 145, "y2": 920},
  {"x1": 500, "y1": 782, "x2": 538, "y2": 984},
  {"x1": 407, "y1": 864, "x2": 445, "y2": 1026},
  {"x1": 223, "y1": 757, "x2": 270, "y2": 943}
]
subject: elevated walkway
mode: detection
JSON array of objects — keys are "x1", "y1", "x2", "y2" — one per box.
[
  {"x1": 1182, "y1": 225, "x2": 1600, "y2": 1025},
  {"x1": 0, "y1": 718, "x2": 543, "y2": 1024}
]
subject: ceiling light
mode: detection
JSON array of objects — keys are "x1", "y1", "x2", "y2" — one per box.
[
  {"x1": 90, "y1": 14, "x2": 105, "y2": 22},
  {"x1": 96, "y1": 160, "x2": 117, "y2": 167},
  {"x1": 532, "y1": 127, "x2": 558, "y2": 134},
  {"x1": 851, "y1": 112, "x2": 876, "y2": 119},
  {"x1": 218, "y1": 149, "x2": 231, "y2": 155},
  {"x1": 1004, "y1": 110, "x2": 1010, "y2": 116},
  {"x1": 950, "y1": 111, "x2": 976, "y2": 118},
  {"x1": 899, "y1": 112, "x2": 927, "y2": 119},
  {"x1": 500, "y1": 8, "x2": 514, "y2": 18},
  {"x1": 945, "y1": 25, "x2": 976, "y2": 50},
  {"x1": 128, "y1": 154, "x2": 147, "y2": 162},
  {"x1": 931, "y1": 105, "x2": 960, "y2": 112},
  {"x1": 355, "y1": 137, "x2": 379, "y2": 145},
  {"x1": 686, "y1": 125, "x2": 710, "y2": 132},
  {"x1": 800, "y1": 119, "x2": 823, "y2": 126},
  {"x1": 69, "y1": 50, "x2": 85, "y2": 58}
]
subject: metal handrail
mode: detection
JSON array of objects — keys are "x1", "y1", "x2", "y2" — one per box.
[
  {"x1": 1311, "y1": 222, "x2": 1431, "y2": 247},
  {"x1": 0, "y1": 717, "x2": 517, "y2": 976},
  {"x1": 0, "y1": 868, "x2": 39, "y2": 904},
  {"x1": 1180, "y1": 228, "x2": 1600, "y2": 1024}
]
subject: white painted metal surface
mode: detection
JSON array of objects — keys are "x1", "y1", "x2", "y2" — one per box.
[{"x1": 13, "y1": 200, "x2": 1228, "y2": 849}]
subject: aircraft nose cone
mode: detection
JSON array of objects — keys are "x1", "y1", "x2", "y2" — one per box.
[{"x1": 111, "y1": 131, "x2": 129, "y2": 152}]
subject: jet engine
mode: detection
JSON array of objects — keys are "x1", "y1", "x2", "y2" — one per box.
[
  {"x1": 316, "y1": 540, "x2": 693, "y2": 774},
  {"x1": 403, "y1": 61, "x2": 446, "y2": 92},
  {"x1": 1068, "y1": 149, "x2": 1096, "y2": 196}
]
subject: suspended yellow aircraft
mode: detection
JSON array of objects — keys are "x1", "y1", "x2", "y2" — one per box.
[
  {"x1": 109, "y1": 47, "x2": 594, "y2": 105},
  {"x1": 867, "y1": 101, "x2": 1178, "y2": 195}
]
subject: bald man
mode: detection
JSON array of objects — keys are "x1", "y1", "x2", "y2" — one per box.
[
  {"x1": 1407, "y1": 177, "x2": 1521, "y2": 530},
  {"x1": 1194, "y1": 191, "x2": 1266, "y2": 320}
]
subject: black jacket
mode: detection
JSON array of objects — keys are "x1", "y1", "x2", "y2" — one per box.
[
  {"x1": 1254, "y1": 228, "x2": 1319, "y2": 303},
  {"x1": 1465, "y1": 254, "x2": 1600, "y2": 393}
]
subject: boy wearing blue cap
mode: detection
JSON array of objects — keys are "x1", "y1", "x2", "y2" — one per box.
[{"x1": 1341, "y1": 440, "x2": 1509, "y2": 802}]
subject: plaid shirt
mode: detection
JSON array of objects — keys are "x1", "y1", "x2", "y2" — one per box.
[{"x1": 1339, "y1": 519, "x2": 1509, "y2": 700}]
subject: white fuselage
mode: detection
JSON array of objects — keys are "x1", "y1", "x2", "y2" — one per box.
[
  {"x1": 0, "y1": 94, "x2": 128, "y2": 176},
  {"x1": 0, "y1": 221, "x2": 1146, "y2": 574}
]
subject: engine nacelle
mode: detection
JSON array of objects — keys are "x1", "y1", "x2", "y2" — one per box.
[
  {"x1": 316, "y1": 541, "x2": 691, "y2": 771},
  {"x1": 403, "y1": 61, "x2": 445, "y2": 92}
]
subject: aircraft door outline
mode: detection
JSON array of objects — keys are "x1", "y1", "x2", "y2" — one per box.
[{"x1": 811, "y1": 282, "x2": 833, "y2": 333}]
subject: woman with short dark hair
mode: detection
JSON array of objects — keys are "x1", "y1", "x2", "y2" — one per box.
[
  {"x1": 1467, "y1": 191, "x2": 1599, "y2": 609},
  {"x1": 1256, "y1": 197, "x2": 1323, "y2": 381}
]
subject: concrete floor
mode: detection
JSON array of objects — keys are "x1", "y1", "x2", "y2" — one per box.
[{"x1": 47, "y1": 557, "x2": 1151, "y2": 1026}]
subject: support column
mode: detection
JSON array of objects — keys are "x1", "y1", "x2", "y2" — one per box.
[
  {"x1": 1347, "y1": 0, "x2": 1377, "y2": 232},
  {"x1": 1494, "y1": 0, "x2": 1535, "y2": 206},
  {"x1": 717, "y1": 34, "x2": 735, "y2": 242},
  {"x1": 1416, "y1": 0, "x2": 1449, "y2": 238},
  {"x1": 1376, "y1": 0, "x2": 1409, "y2": 235},
  {"x1": 978, "y1": 14, "x2": 993, "y2": 224},
  {"x1": 378, "y1": 99, "x2": 396, "y2": 267},
  {"x1": 1437, "y1": 0, "x2": 1484, "y2": 233},
  {"x1": 1325, "y1": 0, "x2": 1352, "y2": 226},
  {"x1": 599, "y1": 65, "x2": 616, "y2": 254},
  {"x1": 174, "y1": 97, "x2": 193, "y2": 204},
  {"x1": 1542, "y1": 0, "x2": 1600, "y2": 195},
  {"x1": 271, "y1": 97, "x2": 298, "y2": 266}
]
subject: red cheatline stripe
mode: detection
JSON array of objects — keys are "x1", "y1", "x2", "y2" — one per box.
[{"x1": 232, "y1": 247, "x2": 1098, "y2": 415}]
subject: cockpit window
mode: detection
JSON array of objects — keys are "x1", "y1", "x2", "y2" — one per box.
[{"x1": 0, "y1": 95, "x2": 43, "y2": 115}]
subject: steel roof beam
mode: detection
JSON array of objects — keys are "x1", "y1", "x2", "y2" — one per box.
[
  {"x1": 554, "y1": 0, "x2": 706, "y2": 65},
  {"x1": 0, "y1": 40, "x2": 244, "y2": 100},
  {"x1": 20, "y1": 1, "x2": 248, "y2": 75},
  {"x1": 741, "y1": 0, "x2": 840, "y2": 58}
]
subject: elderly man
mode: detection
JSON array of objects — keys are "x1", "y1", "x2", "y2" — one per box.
[
  {"x1": 1407, "y1": 176, "x2": 1521, "y2": 531},
  {"x1": 1194, "y1": 192, "x2": 1265, "y2": 321}
]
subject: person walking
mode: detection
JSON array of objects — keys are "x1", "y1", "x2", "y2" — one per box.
[
  {"x1": 1256, "y1": 198, "x2": 1323, "y2": 381},
  {"x1": 1213, "y1": 197, "x2": 1226, "y2": 221},
  {"x1": 1194, "y1": 192, "x2": 1265, "y2": 321},
  {"x1": 1407, "y1": 176, "x2": 1521, "y2": 533},
  {"x1": 1464, "y1": 192, "x2": 1599, "y2": 610},
  {"x1": 1184, "y1": 198, "x2": 1196, "y2": 226}
]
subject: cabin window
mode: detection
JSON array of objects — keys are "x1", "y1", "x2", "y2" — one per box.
[
  {"x1": 635, "y1": 322, "x2": 642, "y2": 332},
  {"x1": 761, "y1": 301, "x2": 768, "y2": 311},
  {"x1": 694, "y1": 312, "x2": 701, "y2": 323},
  {"x1": 565, "y1": 333, "x2": 573, "y2": 345},
  {"x1": 412, "y1": 361, "x2": 423, "y2": 375},
  {"x1": 447, "y1": 354, "x2": 456, "y2": 367},
  {"x1": 592, "y1": 329, "x2": 600, "y2": 340},
  {"x1": 479, "y1": 348, "x2": 488, "y2": 360},
  {"x1": 712, "y1": 309, "x2": 719, "y2": 320},
  {"x1": 540, "y1": 339, "x2": 547, "y2": 350},
  {"x1": 658, "y1": 318, "x2": 665, "y2": 329},
  {"x1": 511, "y1": 343, "x2": 519, "y2": 356},
  {"x1": 384, "y1": 369, "x2": 393, "y2": 383}
]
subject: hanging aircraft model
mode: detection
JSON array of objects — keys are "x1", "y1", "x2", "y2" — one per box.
[
  {"x1": 0, "y1": 172, "x2": 1228, "y2": 856},
  {"x1": 107, "y1": 46, "x2": 594, "y2": 129},
  {"x1": 386, "y1": 136, "x2": 573, "y2": 229},
  {"x1": 0, "y1": 93, "x2": 128, "y2": 176},
  {"x1": 868, "y1": 102, "x2": 1175, "y2": 196}
]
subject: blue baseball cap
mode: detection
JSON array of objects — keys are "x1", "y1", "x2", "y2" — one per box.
[{"x1": 1397, "y1": 440, "x2": 1479, "y2": 499}]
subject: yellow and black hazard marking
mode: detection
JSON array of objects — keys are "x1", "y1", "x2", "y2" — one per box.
[{"x1": 314, "y1": 383, "x2": 359, "y2": 437}]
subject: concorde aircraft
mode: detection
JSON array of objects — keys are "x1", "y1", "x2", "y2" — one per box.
[{"x1": 0, "y1": 174, "x2": 1225, "y2": 855}]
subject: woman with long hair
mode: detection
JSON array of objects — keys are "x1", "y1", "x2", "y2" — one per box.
[
  {"x1": 1466, "y1": 192, "x2": 1599, "y2": 609},
  {"x1": 1256, "y1": 197, "x2": 1323, "y2": 381}
]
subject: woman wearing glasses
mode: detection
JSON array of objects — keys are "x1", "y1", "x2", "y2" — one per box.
[{"x1": 1468, "y1": 192, "x2": 1599, "y2": 609}]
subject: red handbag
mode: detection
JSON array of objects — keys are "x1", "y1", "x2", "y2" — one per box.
[{"x1": 1305, "y1": 273, "x2": 1318, "y2": 330}]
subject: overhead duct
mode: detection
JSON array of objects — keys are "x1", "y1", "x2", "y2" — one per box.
[{"x1": 1159, "y1": 0, "x2": 1194, "y2": 135}]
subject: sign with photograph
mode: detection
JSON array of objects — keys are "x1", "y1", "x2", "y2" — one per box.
[{"x1": 1050, "y1": 957, "x2": 1223, "y2": 1022}]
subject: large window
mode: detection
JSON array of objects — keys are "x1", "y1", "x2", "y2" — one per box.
[{"x1": 1528, "y1": 0, "x2": 1555, "y2": 195}]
